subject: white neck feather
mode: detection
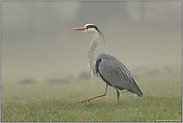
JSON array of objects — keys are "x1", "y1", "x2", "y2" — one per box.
[{"x1": 88, "y1": 31, "x2": 100, "y2": 76}]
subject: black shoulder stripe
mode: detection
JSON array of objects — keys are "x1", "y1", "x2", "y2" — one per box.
[
  {"x1": 95, "y1": 58, "x2": 102, "y2": 75},
  {"x1": 95, "y1": 58, "x2": 112, "y2": 86}
]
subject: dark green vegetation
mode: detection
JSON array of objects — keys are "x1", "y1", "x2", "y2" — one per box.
[{"x1": 1, "y1": 66, "x2": 182, "y2": 122}]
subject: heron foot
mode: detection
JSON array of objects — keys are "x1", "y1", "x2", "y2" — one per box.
[{"x1": 77, "y1": 99, "x2": 93, "y2": 105}]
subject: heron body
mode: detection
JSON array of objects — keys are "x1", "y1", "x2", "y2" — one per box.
[
  {"x1": 72, "y1": 24, "x2": 143, "y2": 105},
  {"x1": 96, "y1": 53, "x2": 143, "y2": 97}
]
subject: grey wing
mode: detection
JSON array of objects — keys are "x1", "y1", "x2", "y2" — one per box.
[{"x1": 95, "y1": 53, "x2": 143, "y2": 97}]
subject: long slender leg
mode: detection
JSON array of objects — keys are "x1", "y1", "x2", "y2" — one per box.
[
  {"x1": 116, "y1": 89, "x2": 120, "y2": 104},
  {"x1": 78, "y1": 84, "x2": 108, "y2": 105}
]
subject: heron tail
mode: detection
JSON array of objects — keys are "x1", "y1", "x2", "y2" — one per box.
[{"x1": 129, "y1": 79, "x2": 143, "y2": 97}]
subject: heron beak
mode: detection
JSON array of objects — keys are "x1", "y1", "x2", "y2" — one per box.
[{"x1": 72, "y1": 27, "x2": 86, "y2": 31}]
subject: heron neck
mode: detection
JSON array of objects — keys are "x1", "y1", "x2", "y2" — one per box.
[
  {"x1": 88, "y1": 31, "x2": 100, "y2": 73},
  {"x1": 89, "y1": 32, "x2": 100, "y2": 59}
]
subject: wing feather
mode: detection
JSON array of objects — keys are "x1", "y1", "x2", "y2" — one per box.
[{"x1": 96, "y1": 53, "x2": 143, "y2": 97}]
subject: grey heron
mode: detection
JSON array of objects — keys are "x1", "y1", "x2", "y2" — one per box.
[{"x1": 72, "y1": 24, "x2": 143, "y2": 105}]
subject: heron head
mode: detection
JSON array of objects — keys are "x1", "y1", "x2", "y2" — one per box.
[
  {"x1": 72, "y1": 23, "x2": 98, "y2": 33},
  {"x1": 72, "y1": 23, "x2": 107, "y2": 42},
  {"x1": 84, "y1": 24, "x2": 100, "y2": 33}
]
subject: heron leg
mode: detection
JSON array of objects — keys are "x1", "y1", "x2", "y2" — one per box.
[
  {"x1": 77, "y1": 84, "x2": 108, "y2": 105},
  {"x1": 116, "y1": 89, "x2": 120, "y2": 104}
]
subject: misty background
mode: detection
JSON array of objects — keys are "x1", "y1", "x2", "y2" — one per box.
[{"x1": 2, "y1": 2, "x2": 181, "y2": 84}]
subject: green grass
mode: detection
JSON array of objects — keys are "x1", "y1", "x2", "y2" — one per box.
[
  {"x1": 1, "y1": 96, "x2": 182, "y2": 122},
  {"x1": 1, "y1": 66, "x2": 182, "y2": 122}
]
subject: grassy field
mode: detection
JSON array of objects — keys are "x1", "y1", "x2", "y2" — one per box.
[{"x1": 1, "y1": 66, "x2": 182, "y2": 122}]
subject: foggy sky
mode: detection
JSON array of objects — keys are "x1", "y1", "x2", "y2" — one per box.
[{"x1": 2, "y1": 2, "x2": 181, "y2": 82}]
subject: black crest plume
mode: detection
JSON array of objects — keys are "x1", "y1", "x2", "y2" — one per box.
[{"x1": 86, "y1": 24, "x2": 108, "y2": 43}]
